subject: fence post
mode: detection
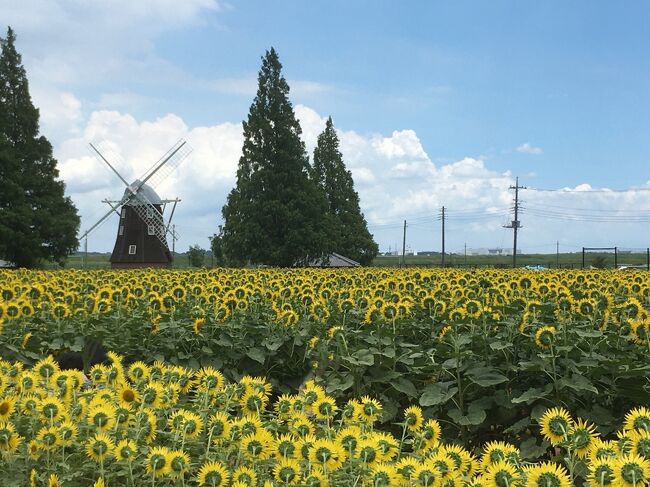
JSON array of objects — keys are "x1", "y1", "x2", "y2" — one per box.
[{"x1": 614, "y1": 247, "x2": 618, "y2": 269}]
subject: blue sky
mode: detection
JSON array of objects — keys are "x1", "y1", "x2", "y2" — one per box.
[{"x1": 3, "y1": 1, "x2": 650, "y2": 255}]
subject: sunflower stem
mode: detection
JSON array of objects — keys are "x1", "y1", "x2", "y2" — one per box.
[{"x1": 397, "y1": 423, "x2": 408, "y2": 460}]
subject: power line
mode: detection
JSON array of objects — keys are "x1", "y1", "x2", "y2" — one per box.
[
  {"x1": 523, "y1": 207, "x2": 650, "y2": 223},
  {"x1": 524, "y1": 201, "x2": 650, "y2": 214},
  {"x1": 527, "y1": 186, "x2": 650, "y2": 193}
]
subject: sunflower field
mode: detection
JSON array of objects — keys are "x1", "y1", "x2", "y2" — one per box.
[{"x1": 0, "y1": 267, "x2": 649, "y2": 485}]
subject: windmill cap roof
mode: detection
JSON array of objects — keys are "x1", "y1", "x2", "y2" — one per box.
[{"x1": 123, "y1": 180, "x2": 163, "y2": 205}]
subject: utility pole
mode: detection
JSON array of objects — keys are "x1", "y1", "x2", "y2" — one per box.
[
  {"x1": 556, "y1": 241, "x2": 559, "y2": 268},
  {"x1": 401, "y1": 220, "x2": 407, "y2": 267},
  {"x1": 441, "y1": 206, "x2": 446, "y2": 267},
  {"x1": 503, "y1": 177, "x2": 526, "y2": 268},
  {"x1": 464, "y1": 242, "x2": 467, "y2": 266}
]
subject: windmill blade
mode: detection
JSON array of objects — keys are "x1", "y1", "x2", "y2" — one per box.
[
  {"x1": 89, "y1": 142, "x2": 132, "y2": 190},
  {"x1": 79, "y1": 205, "x2": 121, "y2": 241},
  {"x1": 135, "y1": 139, "x2": 192, "y2": 192}
]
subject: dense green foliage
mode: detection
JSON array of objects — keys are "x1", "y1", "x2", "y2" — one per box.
[
  {"x1": 312, "y1": 117, "x2": 378, "y2": 265},
  {"x1": 221, "y1": 48, "x2": 331, "y2": 266},
  {"x1": 209, "y1": 226, "x2": 226, "y2": 267},
  {"x1": 187, "y1": 244, "x2": 206, "y2": 268},
  {"x1": 0, "y1": 27, "x2": 80, "y2": 267}
]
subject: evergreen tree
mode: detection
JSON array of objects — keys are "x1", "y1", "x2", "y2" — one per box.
[
  {"x1": 312, "y1": 117, "x2": 378, "y2": 265},
  {"x1": 0, "y1": 27, "x2": 80, "y2": 267},
  {"x1": 222, "y1": 48, "x2": 331, "y2": 266}
]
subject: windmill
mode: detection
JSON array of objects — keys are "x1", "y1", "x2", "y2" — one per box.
[{"x1": 79, "y1": 139, "x2": 192, "y2": 268}]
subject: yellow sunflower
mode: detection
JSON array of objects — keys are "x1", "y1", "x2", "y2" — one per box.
[
  {"x1": 273, "y1": 457, "x2": 302, "y2": 485},
  {"x1": 534, "y1": 326, "x2": 556, "y2": 350},
  {"x1": 168, "y1": 449, "x2": 191, "y2": 479},
  {"x1": 114, "y1": 438, "x2": 138, "y2": 463},
  {"x1": 145, "y1": 446, "x2": 171, "y2": 478},
  {"x1": 85, "y1": 432, "x2": 115, "y2": 463},
  {"x1": 625, "y1": 407, "x2": 650, "y2": 433},
  {"x1": 568, "y1": 418, "x2": 599, "y2": 458},
  {"x1": 0, "y1": 421, "x2": 21, "y2": 452},
  {"x1": 232, "y1": 466, "x2": 258, "y2": 486},
  {"x1": 524, "y1": 462, "x2": 571, "y2": 487},
  {"x1": 403, "y1": 405, "x2": 424, "y2": 432},
  {"x1": 484, "y1": 460, "x2": 520, "y2": 487},
  {"x1": 197, "y1": 460, "x2": 230, "y2": 487},
  {"x1": 47, "y1": 474, "x2": 61, "y2": 487},
  {"x1": 588, "y1": 457, "x2": 616, "y2": 486},
  {"x1": 613, "y1": 453, "x2": 650, "y2": 487},
  {"x1": 539, "y1": 407, "x2": 574, "y2": 444}
]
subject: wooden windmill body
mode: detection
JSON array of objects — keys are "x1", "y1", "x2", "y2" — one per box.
[
  {"x1": 79, "y1": 140, "x2": 191, "y2": 269},
  {"x1": 110, "y1": 181, "x2": 172, "y2": 268}
]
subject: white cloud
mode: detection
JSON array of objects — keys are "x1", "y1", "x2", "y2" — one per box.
[
  {"x1": 210, "y1": 77, "x2": 259, "y2": 96},
  {"x1": 59, "y1": 108, "x2": 242, "y2": 251},
  {"x1": 97, "y1": 92, "x2": 150, "y2": 110},
  {"x1": 516, "y1": 142, "x2": 543, "y2": 155},
  {"x1": 31, "y1": 88, "x2": 83, "y2": 139},
  {"x1": 290, "y1": 80, "x2": 333, "y2": 96},
  {"x1": 56, "y1": 103, "x2": 650, "y2": 255}
]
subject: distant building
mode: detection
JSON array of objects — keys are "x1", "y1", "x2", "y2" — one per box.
[
  {"x1": 308, "y1": 253, "x2": 361, "y2": 267},
  {"x1": 468, "y1": 248, "x2": 519, "y2": 256}
]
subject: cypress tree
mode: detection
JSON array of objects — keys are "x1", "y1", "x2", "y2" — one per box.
[
  {"x1": 222, "y1": 48, "x2": 331, "y2": 266},
  {"x1": 0, "y1": 27, "x2": 80, "y2": 267},
  {"x1": 312, "y1": 117, "x2": 378, "y2": 265}
]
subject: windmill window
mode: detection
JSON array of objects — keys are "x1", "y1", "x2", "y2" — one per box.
[
  {"x1": 128, "y1": 245, "x2": 136, "y2": 255},
  {"x1": 147, "y1": 225, "x2": 155, "y2": 236},
  {"x1": 146, "y1": 208, "x2": 153, "y2": 218},
  {"x1": 119, "y1": 225, "x2": 124, "y2": 236},
  {"x1": 121, "y1": 208, "x2": 126, "y2": 218}
]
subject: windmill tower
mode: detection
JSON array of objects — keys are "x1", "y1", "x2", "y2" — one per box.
[{"x1": 79, "y1": 140, "x2": 192, "y2": 268}]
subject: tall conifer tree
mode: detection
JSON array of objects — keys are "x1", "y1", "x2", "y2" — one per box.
[
  {"x1": 0, "y1": 27, "x2": 79, "y2": 267},
  {"x1": 312, "y1": 117, "x2": 378, "y2": 265},
  {"x1": 222, "y1": 48, "x2": 331, "y2": 266}
]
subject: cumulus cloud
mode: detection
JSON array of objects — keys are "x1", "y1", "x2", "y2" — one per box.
[
  {"x1": 56, "y1": 102, "x2": 650, "y2": 255},
  {"x1": 516, "y1": 142, "x2": 543, "y2": 155},
  {"x1": 30, "y1": 88, "x2": 83, "y2": 139}
]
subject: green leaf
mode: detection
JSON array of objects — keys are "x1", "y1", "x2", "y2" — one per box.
[
  {"x1": 326, "y1": 374, "x2": 355, "y2": 393},
  {"x1": 448, "y1": 406, "x2": 486, "y2": 425},
  {"x1": 531, "y1": 403, "x2": 549, "y2": 421},
  {"x1": 352, "y1": 350, "x2": 374, "y2": 366},
  {"x1": 391, "y1": 377, "x2": 417, "y2": 398},
  {"x1": 467, "y1": 369, "x2": 508, "y2": 387},
  {"x1": 512, "y1": 385, "x2": 552, "y2": 404},
  {"x1": 504, "y1": 417, "x2": 531, "y2": 434},
  {"x1": 519, "y1": 437, "x2": 548, "y2": 460},
  {"x1": 489, "y1": 341, "x2": 512, "y2": 350},
  {"x1": 558, "y1": 374, "x2": 598, "y2": 394},
  {"x1": 419, "y1": 383, "x2": 458, "y2": 406},
  {"x1": 381, "y1": 347, "x2": 396, "y2": 358},
  {"x1": 263, "y1": 337, "x2": 284, "y2": 351},
  {"x1": 246, "y1": 347, "x2": 266, "y2": 364},
  {"x1": 574, "y1": 329, "x2": 602, "y2": 338}
]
